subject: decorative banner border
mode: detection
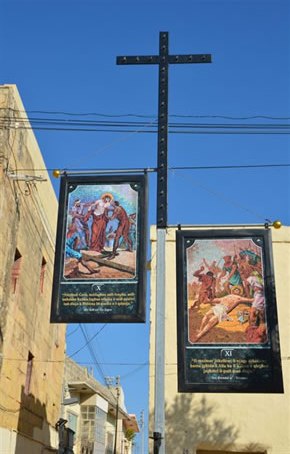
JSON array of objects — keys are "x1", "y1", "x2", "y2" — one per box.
[
  {"x1": 176, "y1": 229, "x2": 284, "y2": 393},
  {"x1": 51, "y1": 174, "x2": 148, "y2": 323}
]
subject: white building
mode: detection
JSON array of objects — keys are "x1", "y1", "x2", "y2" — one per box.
[{"x1": 64, "y1": 357, "x2": 139, "y2": 454}]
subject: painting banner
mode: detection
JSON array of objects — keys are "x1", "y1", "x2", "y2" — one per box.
[
  {"x1": 176, "y1": 229, "x2": 283, "y2": 393},
  {"x1": 51, "y1": 174, "x2": 148, "y2": 323}
]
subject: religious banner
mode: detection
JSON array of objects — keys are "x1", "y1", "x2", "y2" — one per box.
[
  {"x1": 51, "y1": 174, "x2": 148, "y2": 323},
  {"x1": 176, "y1": 228, "x2": 283, "y2": 393}
]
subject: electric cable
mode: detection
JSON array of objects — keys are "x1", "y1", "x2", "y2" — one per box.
[
  {"x1": 78, "y1": 325, "x2": 121, "y2": 405},
  {"x1": 170, "y1": 169, "x2": 269, "y2": 222},
  {"x1": 3, "y1": 107, "x2": 290, "y2": 121},
  {"x1": 66, "y1": 324, "x2": 80, "y2": 337},
  {"x1": 120, "y1": 363, "x2": 149, "y2": 381},
  {"x1": 2, "y1": 123, "x2": 290, "y2": 135},
  {"x1": 2, "y1": 116, "x2": 290, "y2": 129},
  {"x1": 2, "y1": 110, "x2": 290, "y2": 135},
  {"x1": 79, "y1": 324, "x2": 108, "y2": 382},
  {"x1": 68, "y1": 324, "x2": 107, "y2": 358}
]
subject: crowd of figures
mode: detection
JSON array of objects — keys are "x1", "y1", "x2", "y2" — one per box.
[
  {"x1": 65, "y1": 193, "x2": 136, "y2": 261},
  {"x1": 191, "y1": 247, "x2": 267, "y2": 344}
]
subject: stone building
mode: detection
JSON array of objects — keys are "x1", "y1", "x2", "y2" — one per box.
[
  {"x1": 149, "y1": 226, "x2": 290, "y2": 454},
  {"x1": 0, "y1": 84, "x2": 66, "y2": 453},
  {"x1": 64, "y1": 357, "x2": 139, "y2": 454}
]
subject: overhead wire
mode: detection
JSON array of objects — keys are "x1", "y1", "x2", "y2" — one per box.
[
  {"x1": 120, "y1": 363, "x2": 149, "y2": 381},
  {"x1": 169, "y1": 169, "x2": 270, "y2": 222},
  {"x1": 68, "y1": 324, "x2": 107, "y2": 357},
  {"x1": 66, "y1": 324, "x2": 80, "y2": 337},
  {"x1": 78, "y1": 325, "x2": 121, "y2": 405},
  {"x1": 3, "y1": 107, "x2": 290, "y2": 121},
  {"x1": 2, "y1": 109, "x2": 290, "y2": 134},
  {"x1": 78, "y1": 325, "x2": 110, "y2": 388},
  {"x1": 170, "y1": 163, "x2": 290, "y2": 171},
  {"x1": 2, "y1": 124, "x2": 290, "y2": 135},
  {"x1": 0, "y1": 358, "x2": 151, "y2": 365},
  {"x1": 70, "y1": 323, "x2": 150, "y2": 386},
  {"x1": 2, "y1": 115, "x2": 290, "y2": 129},
  {"x1": 70, "y1": 116, "x2": 158, "y2": 169}
]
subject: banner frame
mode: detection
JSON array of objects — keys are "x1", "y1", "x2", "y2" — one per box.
[
  {"x1": 176, "y1": 228, "x2": 284, "y2": 393},
  {"x1": 51, "y1": 173, "x2": 148, "y2": 323}
]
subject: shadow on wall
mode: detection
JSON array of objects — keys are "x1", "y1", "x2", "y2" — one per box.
[
  {"x1": 0, "y1": 326, "x2": 3, "y2": 370},
  {"x1": 151, "y1": 394, "x2": 239, "y2": 454},
  {"x1": 244, "y1": 443, "x2": 267, "y2": 453},
  {"x1": 15, "y1": 386, "x2": 56, "y2": 453}
]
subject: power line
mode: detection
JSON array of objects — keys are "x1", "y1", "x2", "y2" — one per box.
[
  {"x1": 3, "y1": 124, "x2": 290, "y2": 134},
  {"x1": 171, "y1": 171, "x2": 268, "y2": 222},
  {"x1": 3, "y1": 107, "x2": 290, "y2": 121},
  {"x1": 68, "y1": 324, "x2": 107, "y2": 358},
  {"x1": 66, "y1": 324, "x2": 80, "y2": 337},
  {"x1": 1, "y1": 108, "x2": 156, "y2": 118},
  {"x1": 2, "y1": 110, "x2": 290, "y2": 135},
  {"x1": 79, "y1": 324, "x2": 108, "y2": 384},
  {"x1": 0, "y1": 357, "x2": 151, "y2": 365},
  {"x1": 2, "y1": 116, "x2": 290, "y2": 129},
  {"x1": 78, "y1": 325, "x2": 123, "y2": 406},
  {"x1": 170, "y1": 163, "x2": 290, "y2": 171}
]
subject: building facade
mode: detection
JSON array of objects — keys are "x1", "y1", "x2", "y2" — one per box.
[
  {"x1": 0, "y1": 85, "x2": 66, "y2": 453},
  {"x1": 64, "y1": 357, "x2": 139, "y2": 454},
  {"x1": 149, "y1": 226, "x2": 290, "y2": 454}
]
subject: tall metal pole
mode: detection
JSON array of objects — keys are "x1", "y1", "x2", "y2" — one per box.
[
  {"x1": 117, "y1": 32, "x2": 211, "y2": 454},
  {"x1": 113, "y1": 376, "x2": 120, "y2": 454},
  {"x1": 140, "y1": 410, "x2": 145, "y2": 454}
]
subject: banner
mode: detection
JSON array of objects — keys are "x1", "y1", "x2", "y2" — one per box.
[
  {"x1": 176, "y1": 229, "x2": 283, "y2": 393},
  {"x1": 51, "y1": 174, "x2": 148, "y2": 323}
]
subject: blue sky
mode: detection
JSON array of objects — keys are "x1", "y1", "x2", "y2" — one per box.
[{"x1": 2, "y1": 0, "x2": 290, "y2": 451}]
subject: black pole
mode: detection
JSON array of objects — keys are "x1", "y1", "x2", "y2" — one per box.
[{"x1": 156, "y1": 32, "x2": 169, "y2": 228}]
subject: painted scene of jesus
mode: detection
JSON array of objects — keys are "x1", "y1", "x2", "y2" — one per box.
[
  {"x1": 64, "y1": 183, "x2": 138, "y2": 280},
  {"x1": 187, "y1": 238, "x2": 268, "y2": 345}
]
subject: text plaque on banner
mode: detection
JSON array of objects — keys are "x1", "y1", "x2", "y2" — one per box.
[
  {"x1": 51, "y1": 174, "x2": 148, "y2": 323},
  {"x1": 176, "y1": 228, "x2": 283, "y2": 393}
]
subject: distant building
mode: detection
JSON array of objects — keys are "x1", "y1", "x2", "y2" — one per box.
[
  {"x1": 64, "y1": 357, "x2": 139, "y2": 454},
  {"x1": 0, "y1": 85, "x2": 66, "y2": 453},
  {"x1": 149, "y1": 226, "x2": 290, "y2": 454}
]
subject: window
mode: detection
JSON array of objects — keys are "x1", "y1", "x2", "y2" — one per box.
[
  {"x1": 67, "y1": 411, "x2": 78, "y2": 440},
  {"x1": 81, "y1": 405, "x2": 96, "y2": 442},
  {"x1": 95, "y1": 407, "x2": 106, "y2": 446},
  {"x1": 106, "y1": 432, "x2": 114, "y2": 454},
  {"x1": 11, "y1": 249, "x2": 22, "y2": 294},
  {"x1": 40, "y1": 257, "x2": 47, "y2": 293},
  {"x1": 24, "y1": 351, "x2": 34, "y2": 395}
]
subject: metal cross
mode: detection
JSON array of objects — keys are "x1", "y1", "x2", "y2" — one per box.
[{"x1": 117, "y1": 31, "x2": 212, "y2": 228}]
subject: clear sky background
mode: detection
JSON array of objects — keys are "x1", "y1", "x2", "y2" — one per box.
[{"x1": 1, "y1": 0, "x2": 290, "y2": 452}]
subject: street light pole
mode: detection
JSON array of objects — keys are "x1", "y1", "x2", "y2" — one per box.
[{"x1": 113, "y1": 376, "x2": 120, "y2": 454}]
